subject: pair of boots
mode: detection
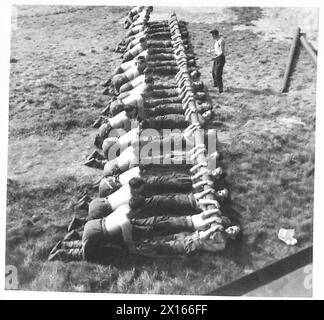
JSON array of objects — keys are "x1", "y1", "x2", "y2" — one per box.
[
  {"x1": 92, "y1": 116, "x2": 109, "y2": 128},
  {"x1": 75, "y1": 191, "x2": 92, "y2": 211},
  {"x1": 48, "y1": 239, "x2": 83, "y2": 262},
  {"x1": 83, "y1": 150, "x2": 106, "y2": 169},
  {"x1": 47, "y1": 213, "x2": 88, "y2": 262}
]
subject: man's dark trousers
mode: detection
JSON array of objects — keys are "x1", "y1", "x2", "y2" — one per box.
[{"x1": 212, "y1": 54, "x2": 225, "y2": 93}]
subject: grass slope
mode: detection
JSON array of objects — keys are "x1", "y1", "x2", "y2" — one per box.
[{"x1": 6, "y1": 6, "x2": 316, "y2": 294}]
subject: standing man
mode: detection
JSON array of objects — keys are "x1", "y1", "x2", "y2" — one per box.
[{"x1": 210, "y1": 29, "x2": 225, "y2": 93}]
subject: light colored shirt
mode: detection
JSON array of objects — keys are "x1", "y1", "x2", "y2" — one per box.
[
  {"x1": 117, "y1": 127, "x2": 140, "y2": 149},
  {"x1": 129, "y1": 43, "x2": 145, "y2": 58},
  {"x1": 108, "y1": 111, "x2": 131, "y2": 131},
  {"x1": 122, "y1": 93, "x2": 144, "y2": 119},
  {"x1": 104, "y1": 204, "x2": 131, "y2": 236},
  {"x1": 130, "y1": 74, "x2": 145, "y2": 88},
  {"x1": 119, "y1": 166, "x2": 141, "y2": 185},
  {"x1": 133, "y1": 30, "x2": 146, "y2": 39},
  {"x1": 123, "y1": 83, "x2": 146, "y2": 99},
  {"x1": 214, "y1": 37, "x2": 225, "y2": 57},
  {"x1": 120, "y1": 60, "x2": 136, "y2": 72},
  {"x1": 108, "y1": 184, "x2": 132, "y2": 210},
  {"x1": 127, "y1": 36, "x2": 142, "y2": 51},
  {"x1": 117, "y1": 146, "x2": 140, "y2": 171},
  {"x1": 131, "y1": 24, "x2": 145, "y2": 34},
  {"x1": 124, "y1": 65, "x2": 140, "y2": 81}
]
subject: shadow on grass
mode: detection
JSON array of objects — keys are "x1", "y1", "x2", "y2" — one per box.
[{"x1": 226, "y1": 86, "x2": 276, "y2": 96}]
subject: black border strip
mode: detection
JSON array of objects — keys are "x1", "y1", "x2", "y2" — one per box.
[{"x1": 206, "y1": 246, "x2": 313, "y2": 296}]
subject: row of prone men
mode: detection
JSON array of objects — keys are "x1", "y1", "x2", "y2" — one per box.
[{"x1": 48, "y1": 7, "x2": 240, "y2": 263}]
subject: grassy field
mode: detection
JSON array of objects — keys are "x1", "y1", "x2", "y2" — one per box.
[{"x1": 6, "y1": 6, "x2": 316, "y2": 294}]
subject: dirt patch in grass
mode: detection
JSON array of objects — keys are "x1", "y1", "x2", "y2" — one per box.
[{"x1": 7, "y1": 6, "x2": 317, "y2": 294}]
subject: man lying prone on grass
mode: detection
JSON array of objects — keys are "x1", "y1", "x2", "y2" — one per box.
[{"x1": 48, "y1": 206, "x2": 240, "y2": 262}]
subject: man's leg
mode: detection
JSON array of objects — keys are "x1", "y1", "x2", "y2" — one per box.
[
  {"x1": 216, "y1": 55, "x2": 225, "y2": 93},
  {"x1": 142, "y1": 193, "x2": 199, "y2": 216},
  {"x1": 152, "y1": 81, "x2": 177, "y2": 89},
  {"x1": 148, "y1": 53, "x2": 175, "y2": 60},
  {"x1": 145, "y1": 96, "x2": 182, "y2": 108},
  {"x1": 144, "y1": 104, "x2": 183, "y2": 117},
  {"x1": 152, "y1": 88, "x2": 179, "y2": 98},
  {"x1": 140, "y1": 163, "x2": 192, "y2": 175},
  {"x1": 143, "y1": 173, "x2": 192, "y2": 195},
  {"x1": 131, "y1": 215, "x2": 194, "y2": 240},
  {"x1": 133, "y1": 232, "x2": 201, "y2": 256},
  {"x1": 142, "y1": 115, "x2": 188, "y2": 130},
  {"x1": 212, "y1": 59, "x2": 218, "y2": 87}
]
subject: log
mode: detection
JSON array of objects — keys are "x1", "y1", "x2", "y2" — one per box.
[
  {"x1": 300, "y1": 34, "x2": 317, "y2": 64},
  {"x1": 281, "y1": 27, "x2": 301, "y2": 93}
]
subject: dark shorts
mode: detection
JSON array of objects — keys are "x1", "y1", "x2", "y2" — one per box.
[
  {"x1": 141, "y1": 193, "x2": 198, "y2": 217},
  {"x1": 143, "y1": 173, "x2": 193, "y2": 195},
  {"x1": 131, "y1": 215, "x2": 193, "y2": 241},
  {"x1": 88, "y1": 198, "x2": 113, "y2": 220},
  {"x1": 142, "y1": 115, "x2": 188, "y2": 130},
  {"x1": 82, "y1": 219, "x2": 110, "y2": 261}
]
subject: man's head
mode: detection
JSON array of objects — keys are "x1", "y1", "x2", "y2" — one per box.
[
  {"x1": 136, "y1": 56, "x2": 147, "y2": 69},
  {"x1": 195, "y1": 91, "x2": 206, "y2": 100},
  {"x1": 210, "y1": 29, "x2": 219, "y2": 39},
  {"x1": 129, "y1": 196, "x2": 146, "y2": 211},
  {"x1": 144, "y1": 67, "x2": 154, "y2": 77},
  {"x1": 192, "y1": 80, "x2": 204, "y2": 91},
  {"x1": 139, "y1": 37, "x2": 147, "y2": 48},
  {"x1": 137, "y1": 61, "x2": 148, "y2": 73},
  {"x1": 144, "y1": 76, "x2": 154, "y2": 85},
  {"x1": 225, "y1": 225, "x2": 241, "y2": 239},
  {"x1": 124, "y1": 104, "x2": 137, "y2": 119},
  {"x1": 209, "y1": 150, "x2": 223, "y2": 163},
  {"x1": 216, "y1": 188, "x2": 229, "y2": 201},
  {"x1": 201, "y1": 110, "x2": 213, "y2": 122},
  {"x1": 190, "y1": 69, "x2": 200, "y2": 80},
  {"x1": 136, "y1": 55, "x2": 146, "y2": 64},
  {"x1": 129, "y1": 177, "x2": 146, "y2": 196},
  {"x1": 212, "y1": 166, "x2": 226, "y2": 180}
]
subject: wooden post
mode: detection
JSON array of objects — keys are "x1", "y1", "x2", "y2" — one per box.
[
  {"x1": 300, "y1": 34, "x2": 317, "y2": 65},
  {"x1": 281, "y1": 27, "x2": 301, "y2": 93}
]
